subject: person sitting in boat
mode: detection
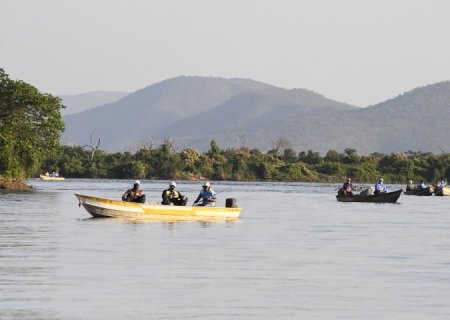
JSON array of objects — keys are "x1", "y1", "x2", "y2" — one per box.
[
  {"x1": 193, "y1": 181, "x2": 217, "y2": 207},
  {"x1": 122, "y1": 180, "x2": 146, "y2": 203},
  {"x1": 434, "y1": 179, "x2": 446, "y2": 191},
  {"x1": 416, "y1": 180, "x2": 427, "y2": 191},
  {"x1": 374, "y1": 178, "x2": 388, "y2": 194},
  {"x1": 161, "y1": 181, "x2": 188, "y2": 206},
  {"x1": 45, "y1": 171, "x2": 50, "y2": 176},
  {"x1": 342, "y1": 178, "x2": 353, "y2": 195},
  {"x1": 406, "y1": 180, "x2": 415, "y2": 191}
]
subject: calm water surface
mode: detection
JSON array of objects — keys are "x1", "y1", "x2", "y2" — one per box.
[{"x1": 1, "y1": 179, "x2": 450, "y2": 320}]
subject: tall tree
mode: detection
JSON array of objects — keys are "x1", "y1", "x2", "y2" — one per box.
[
  {"x1": 0, "y1": 68, "x2": 65, "y2": 179},
  {"x1": 210, "y1": 139, "x2": 221, "y2": 156}
]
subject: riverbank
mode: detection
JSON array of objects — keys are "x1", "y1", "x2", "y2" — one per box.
[{"x1": 0, "y1": 177, "x2": 32, "y2": 190}]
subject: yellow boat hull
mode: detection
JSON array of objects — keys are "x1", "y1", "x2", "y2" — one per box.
[
  {"x1": 75, "y1": 194, "x2": 242, "y2": 219},
  {"x1": 40, "y1": 174, "x2": 65, "y2": 181},
  {"x1": 435, "y1": 186, "x2": 450, "y2": 196}
]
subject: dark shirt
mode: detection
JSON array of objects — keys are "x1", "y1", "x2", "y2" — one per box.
[
  {"x1": 162, "y1": 188, "x2": 182, "y2": 201},
  {"x1": 161, "y1": 188, "x2": 187, "y2": 206},
  {"x1": 122, "y1": 187, "x2": 143, "y2": 201},
  {"x1": 343, "y1": 182, "x2": 353, "y2": 191}
]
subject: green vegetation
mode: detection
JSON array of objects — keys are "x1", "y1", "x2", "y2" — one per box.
[
  {"x1": 40, "y1": 142, "x2": 449, "y2": 184},
  {"x1": 0, "y1": 68, "x2": 65, "y2": 181}
]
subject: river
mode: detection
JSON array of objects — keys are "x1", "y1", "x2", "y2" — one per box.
[{"x1": 1, "y1": 179, "x2": 450, "y2": 319}]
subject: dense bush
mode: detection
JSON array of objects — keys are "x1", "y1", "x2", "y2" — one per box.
[
  {"x1": 1, "y1": 68, "x2": 64, "y2": 179},
  {"x1": 39, "y1": 142, "x2": 449, "y2": 184}
]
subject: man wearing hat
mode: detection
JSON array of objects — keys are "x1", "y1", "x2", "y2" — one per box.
[
  {"x1": 161, "y1": 181, "x2": 188, "y2": 206},
  {"x1": 374, "y1": 178, "x2": 388, "y2": 194},
  {"x1": 342, "y1": 177, "x2": 353, "y2": 195},
  {"x1": 193, "y1": 181, "x2": 217, "y2": 206},
  {"x1": 122, "y1": 180, "x2": 146, "y2": 203}
]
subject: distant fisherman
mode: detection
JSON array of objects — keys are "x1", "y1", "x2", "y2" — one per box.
[
  {"x1": 161, "y1": 181, "x2": 188, "y2": 206},
  {"x1": 122, "y1": 180, "x2": 146, "y2": 203},
  {"x1": 342, "y1": 177, "x2": 353, "y2": 195},
  {"x1": 416, "y1": 180, "x2": 427, "y2": 191},
  {"x1": 374, "y1": 178, "x2": 388, "y2": 194},
  {"x1": 406, "y1": 180, "x2": 415, "y2": 191},
  {"x1": 193, "y1": 181, "x2": 217, "y2": 206}
]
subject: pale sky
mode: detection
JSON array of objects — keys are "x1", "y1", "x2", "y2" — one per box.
[{"x1": 1, "y1": 0, "x2": 450, "y2": 106}]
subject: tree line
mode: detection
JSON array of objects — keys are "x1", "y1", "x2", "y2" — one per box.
[{"x1": 40, "y1": 141, "x2": 450, "y2": 184}]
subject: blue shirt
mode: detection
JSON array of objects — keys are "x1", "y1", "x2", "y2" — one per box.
[
  {"x1": 198, "y1": 189, "x2": 217, "y2": 206},
  {"x1": 374, "y1": 182, "x2": 388, "y2": 193},
  {"x1": 417, "y1": 182, "x2": 426, "y2": 190}
]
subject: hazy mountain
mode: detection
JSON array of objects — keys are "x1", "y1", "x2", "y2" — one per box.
[
  {"x1": 62, "y1": 77, "x2": 450, "y2": 154},
  {"x1": 155, "y1": 86, "x2": 358, "y2": 151},
  {"x1": 344, "y1": 81, "x2": 450, "y2": 153},
  {"x1": 62, "y1": 76, "x2": 273, "y2": 150},
  {"x1": 60, "y1": 91, "x2": 129, "y2": 115}
]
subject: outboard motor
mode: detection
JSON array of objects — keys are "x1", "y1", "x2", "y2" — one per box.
[{"x1": 225, "y1": 198, "x2": 237, "y2": 208}]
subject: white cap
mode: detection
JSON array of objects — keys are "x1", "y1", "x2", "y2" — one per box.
[
  {"x1": 203, "y1": 181, "x2": 210, "y2": 187},
  {"x1": 134, "y1": 180, "x2": 140, "y2": 185},
  {"x1": 169, "y1": 181, "x2": 176, "y2": 187}
]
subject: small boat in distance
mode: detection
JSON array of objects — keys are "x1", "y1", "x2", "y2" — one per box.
[
  {"x1": 75, "y1": 194, "x2": 242, "y2": 220},
  {"x1": 434, "y1": 186, "x2": 450, "y2": 196},
  {"x1": 404, "y1": 186, "x2": 434, "y2": 196},
  {"x1": 40, "y1": 174, "x2": 65, "y2": 181},
  {"x1": 336, "y1": 189, "x2": 402, "y2": 203}
]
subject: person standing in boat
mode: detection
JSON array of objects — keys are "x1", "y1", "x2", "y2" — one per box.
[
  {"x1": 342, "y1": 178, "x2": 353, "y2": 195},
  {"x1": 193, "y1": 181, "x2": 217, "y2": 206},
  {"x1": 122, "y1": 180, "x2": 146, "y2": 203},
  {"x1": 374, "y1": 178, "x2": 388, "y2": 194},
  {"x1": 161, "y1": 181, "x2": 188, "y2": 206}
]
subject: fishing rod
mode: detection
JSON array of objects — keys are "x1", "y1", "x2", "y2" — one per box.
[{"x1": 213, "y1": 187, "x2": 233, "y2": 196}]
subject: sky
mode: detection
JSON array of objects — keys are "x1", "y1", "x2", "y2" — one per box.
[{"x1": 1, "y1": 0, "x2": 450, "y2": 107}]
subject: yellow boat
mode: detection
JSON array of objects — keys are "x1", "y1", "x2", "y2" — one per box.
[
  {"x1": 434, "y1": 186, "x2": 450, "y2": 196},
  {"x1": 75, "y1": 194, "x2": 242, "y2": 219},
  {"x1": 40, "y1": 174, "x2": 65, "y2": 181}
]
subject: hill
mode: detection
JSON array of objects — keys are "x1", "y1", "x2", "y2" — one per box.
[
  {"x1": 62, "y1": 76, "x2": 273, "y2": 150},
  {"x1": 346, "y1": 81, "x2": 450, "y2": 153},
  {"x1": 62, "y1": 77, "x2": 450, "y2": 154},
  {"x1": 155, "y1": 86, "x2": 357, "y2": 151}
]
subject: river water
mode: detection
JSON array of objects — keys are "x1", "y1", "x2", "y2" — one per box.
[{"x1": 1, "y1": 179, "x2": 450, "y2": 320}]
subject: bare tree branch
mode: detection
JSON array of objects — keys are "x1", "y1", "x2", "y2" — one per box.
[{"x1": 82, "y1": 130, "x2": 101, "y2": 161}]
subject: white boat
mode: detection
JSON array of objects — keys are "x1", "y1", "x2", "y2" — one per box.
[{"x1": 40, "y1": 174, "x2": 65, "y2": 181}]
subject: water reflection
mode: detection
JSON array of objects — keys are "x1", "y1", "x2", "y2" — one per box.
[{"x1": 78, "y1": 215, "x2": 240, "y2": 226}]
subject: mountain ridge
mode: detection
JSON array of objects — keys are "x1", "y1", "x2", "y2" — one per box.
[
  {"x1": 60, "y1": 91, "x2": 129, "y2": 115},
  {"x1": 62, "y1": 77, "x2": 450, "y2": 154}
]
